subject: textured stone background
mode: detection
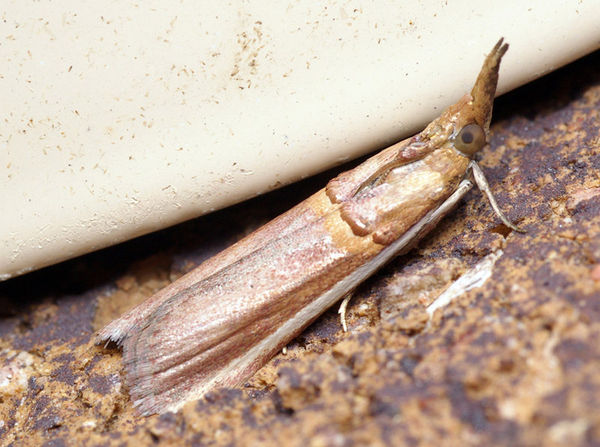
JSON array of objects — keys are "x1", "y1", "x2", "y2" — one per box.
[{"x1": 1, "y1": 50, "x2": 599, "y2": 447}]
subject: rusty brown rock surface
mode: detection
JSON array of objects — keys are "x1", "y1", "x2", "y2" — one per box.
[{"x1": 1, "y1": 50, "x2": 600, "y2": 446}]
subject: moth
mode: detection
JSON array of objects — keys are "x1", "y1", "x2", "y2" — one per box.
[{"x1": 98, "y1": 38, "x2": 520, "y2": 415}]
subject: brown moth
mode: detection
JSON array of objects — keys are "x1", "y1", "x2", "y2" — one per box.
[{"x1": 98, "y1": 38, "x2": 520, "y2": 415}]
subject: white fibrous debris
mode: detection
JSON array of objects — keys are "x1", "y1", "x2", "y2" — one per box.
[
  {"x1": 0, "y1": 351, "x2": 37, "y2": 397},
  {"x1": 427, "y1": 250, "x2": 503, "y2": 316}
]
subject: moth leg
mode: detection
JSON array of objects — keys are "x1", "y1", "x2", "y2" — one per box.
[
  {"x1": 338, "y1": 291, "x2": 354, "y2": 332},
  {"x1": 470, "y1": 160, "x2": 525, "y2": 233}
]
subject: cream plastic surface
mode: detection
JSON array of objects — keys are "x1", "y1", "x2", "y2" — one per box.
[{"x1": 2, "y1": 1, "x2": 599, "y2": 280}]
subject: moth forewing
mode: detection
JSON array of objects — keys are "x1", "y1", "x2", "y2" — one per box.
[
  {"x1": 99, "y1": 39, "x2": 513, "y2": 415},
  {"x1": 97, "y1": 190, "x2": 340, "y2": 345},
  {"x1": 125, "y1": 179, "x2": 475, "y2": 415}
]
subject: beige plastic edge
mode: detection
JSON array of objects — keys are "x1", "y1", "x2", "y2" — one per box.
[{"x1": 2, "y1": 1, "x2": 599, "y2": 280}]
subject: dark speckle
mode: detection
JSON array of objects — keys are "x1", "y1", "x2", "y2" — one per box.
[
  {"x1": 36, "y1": 414, "x2": 63, "y2": 431},
  {"x1": 277, "y1": 367, "x2": 302, "y2": 388},
  {"x1": 448, "y1": 382, "x2": 488, "y2": 431},
  {"x1": 42, "y1": 440, "x2": 68, "y2": 447},
  {"x1": 242, "y1": 406, "x2": 258, "y2": 428},
  {"x1": 570, "y1": 196, "x2": 600, "y2": 220},
  {"x1": 27, "y1": 376, "x2": 44, "y2": 398},
  {"x1": 400, "y1": 352, "x2": 421, "y2": 376},
  {"x1": 532, "y1": 264, "x2": 571, "y2": 293},
  {"x1": 51, "y1": 363, "x2": 76, "y2": 386},
  {"x1": 30, "y1": 394, "x2": 50, "y2": 421},
  {"x1": 554, "y1": 339, "x2": 595, "y2": 371},
  {"x1": 472, "y1": 330, "x2": 497, "y2": 347},
  {"x1": 357, "y1": 331, "x2": 372, "y2": 345},
  {"x1": 12, "y1": 291, "x2": 98, "y2": 351},
  {"x1": 199, "y1": 388, "x2": 244, "y2": 411},
  {"x1": 88, "y1": 374, "x2": 117, "y2": 395}
]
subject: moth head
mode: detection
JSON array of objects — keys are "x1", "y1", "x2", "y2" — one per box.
[
  {"x1": 403, "y1": 39, "x2": 508, "y2": 159},
  {"x1": 444, "y1": 38, "x2": 508, "y2": 157}
]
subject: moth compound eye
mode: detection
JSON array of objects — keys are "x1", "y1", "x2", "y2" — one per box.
[{"x1": 454, "y1": 123, "x2": 486, "y2": 156}]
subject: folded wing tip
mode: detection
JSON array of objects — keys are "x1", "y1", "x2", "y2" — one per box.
[{"x1": 94, "y1": 321, "x2": 128, "y2": 347}]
